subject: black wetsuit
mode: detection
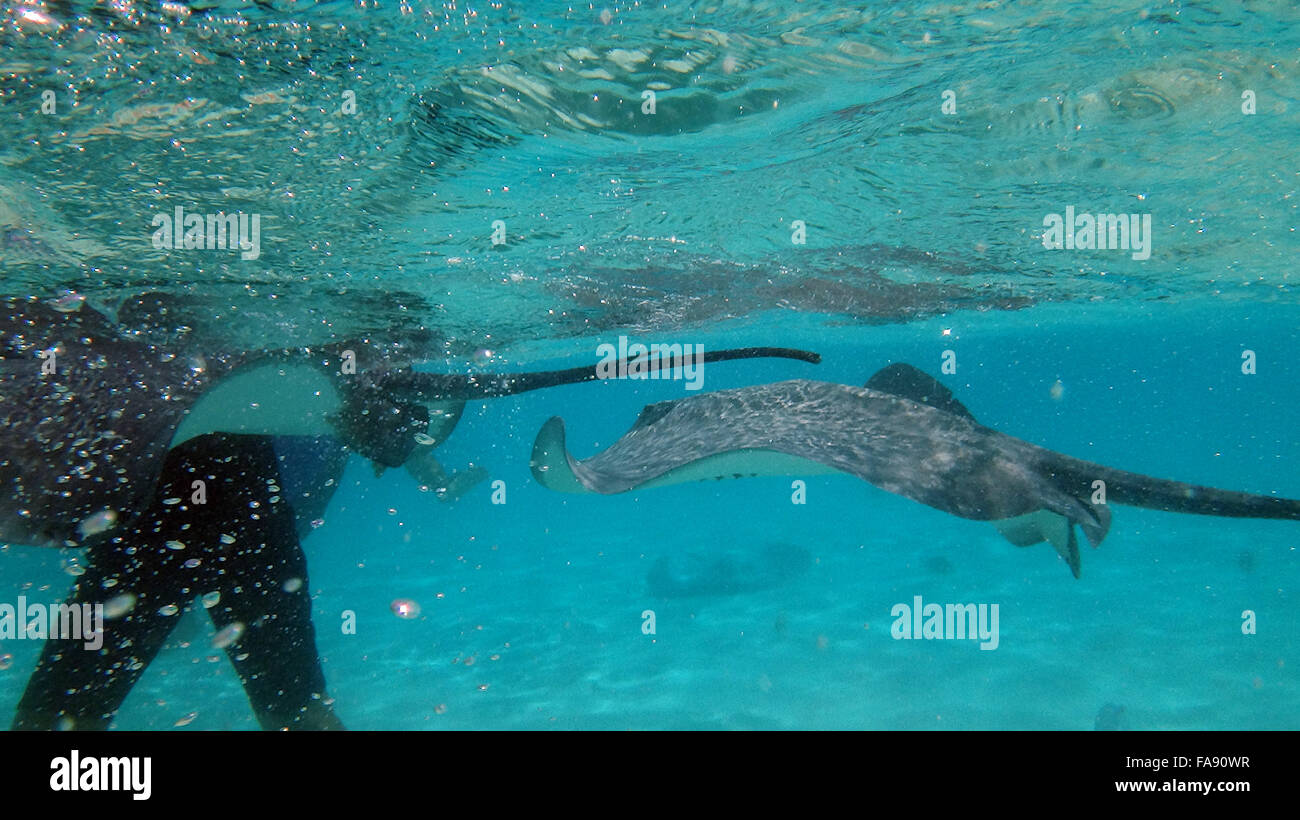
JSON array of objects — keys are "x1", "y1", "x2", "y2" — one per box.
[{"x1": 12, "y1": 432, "x2": 344, "y2": 730}]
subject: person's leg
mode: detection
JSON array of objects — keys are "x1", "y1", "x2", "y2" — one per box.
[
  {"x1": 203, "y1": 488, "x2": 343, "y2": 730},
  {"x1": 12, "y1": 433, "x2": 343, "y2": 730},
  {"x1": 11, "y1": 538, "x2": 189, "y2": 730}
]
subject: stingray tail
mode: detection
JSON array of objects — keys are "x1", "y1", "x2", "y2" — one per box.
[
  {"x1": 389, "y1": 346, "x2": 820, "y2": 401},
  {"x1": 1045, "y1": 455, "x2": 1300, "y2": 522}
]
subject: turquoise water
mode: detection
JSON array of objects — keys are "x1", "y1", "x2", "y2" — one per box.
[{"x1": 0, "y1": 1, "x2": 1297, "y2": 729}]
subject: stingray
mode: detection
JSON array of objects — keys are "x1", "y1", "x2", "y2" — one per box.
[
  {"x1": 530, "y1": 363, "x2": 1300, "y2": 577},
  {"x1": 2, "y1": 294, "x2": 819, "y2": 729}
]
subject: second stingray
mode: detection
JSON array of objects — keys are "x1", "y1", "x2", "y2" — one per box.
[{"x1": 530, "y1": 363, "x2": 1300, "y2": 577}]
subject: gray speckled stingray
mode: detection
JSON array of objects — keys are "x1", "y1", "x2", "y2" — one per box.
[{"x1": 531, "y1": 363, "x2": 1300, "y2": 577}]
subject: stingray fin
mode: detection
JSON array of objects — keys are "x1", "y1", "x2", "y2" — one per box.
[
  {"x1": 1078, "y1": 502, "x2": 1112, "y2": 548},
  {"x1": 864, "y1": 363, "x2": 975, "y2": 420},
  {"x1": 1060, "y1": 525, "x2": 1082, "y2": 579},
  {"x1": 529, "y1": 417, "x2": 590, "y2": 493},
  {"x1": 994, "y1": 509, "x2": 1081, "y2": 578},
  {"x1": 995, "y1": 510, "x2": 1069, "y2": 548},
  {"x1": 1029, "y1": 488, "x2": 1118, "y2": 577}
]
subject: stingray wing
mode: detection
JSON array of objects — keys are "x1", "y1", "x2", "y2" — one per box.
[
  {"x1": 530, "y1": 413, "x2": 840, "y2": 494},
  {"x1": 528, "y1": 379, "x2": 1012, "y2": 503}
]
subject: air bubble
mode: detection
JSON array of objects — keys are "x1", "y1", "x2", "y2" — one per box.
[
  {"x1": 201, "y1": 591, "x2": 221, "y2": 609},
  {"x1": 283, "y1": 577, "x2": 303, "y2": 593},
  {"x1": 77, "y1": 509, "x2": 118, "y2": 538},
  {"x1": 103, "y1": 593, "x2": 136, "y2": 618},
  {"x1": 158, "y1": 603, "x2": 180, "y2": 617},
  {"x1": 390, "y1": 598, "x2": 420, "y2": 619},
  {"x1": 211, "y1": 622, "x2": 245, "y2": 649},
  {"x1": 48, "y1": 291, "x2": 86, "y2": 313}
]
